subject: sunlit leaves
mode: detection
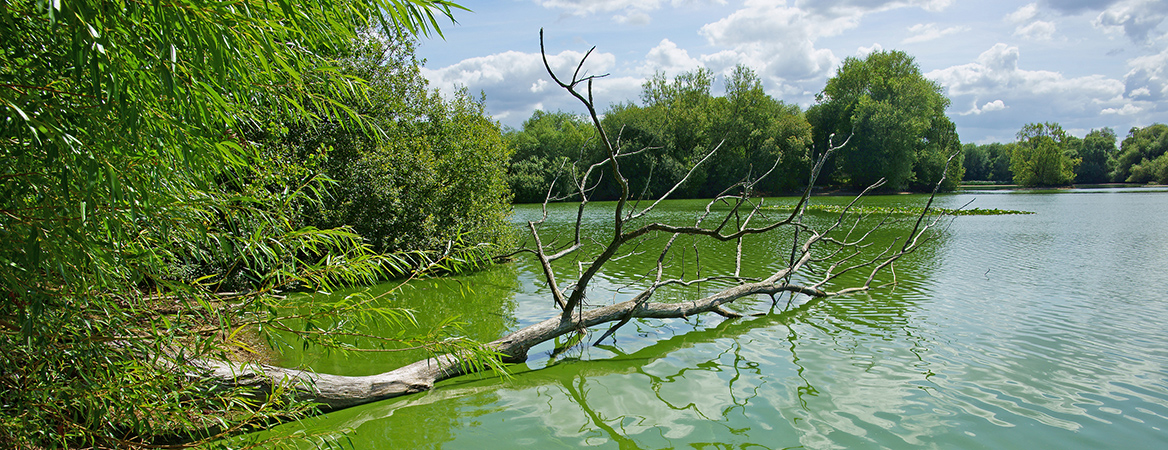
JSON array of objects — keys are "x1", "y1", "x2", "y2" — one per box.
[
  {"x1": 808, "y1": 50, "x2": 962, "y2": 191},
  {"x1": 1010, "y1": 123, "x2": 1080, "y2": 187},
  {"x1": 511, "y1": 65, "x2": 814, "y2": 202},
  {"x1": 1114, "y1": 124, "x2": 1168, "y2": 184},
  {"x1": 1, "y1": 0, "x2": 470, "y2": 447},
  {"x1": 260, "y1": 32, "x2": 514, "y2": 256}
]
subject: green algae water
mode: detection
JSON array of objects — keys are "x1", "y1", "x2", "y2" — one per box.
[{"x1": 254, "y1": 187, "x2": 1168, "y2": 449}]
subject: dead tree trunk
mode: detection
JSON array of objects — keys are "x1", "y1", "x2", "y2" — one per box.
[{"x1": 202, "y1": 30, "x2": 953, "y2": 411}]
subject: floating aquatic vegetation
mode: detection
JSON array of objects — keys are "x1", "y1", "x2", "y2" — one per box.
[{"x1": 768, "y1": 204, "x2": 1035, "y2": 216}]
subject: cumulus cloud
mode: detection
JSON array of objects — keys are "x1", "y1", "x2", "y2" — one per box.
[
  {"x1": 930, "y1": 43, "x2": 1124, "y2": 100},
  {"x1": 693, "y1": 0, "x2": 964, "y2": 94},
  {"x1": 1014, "y1": 20, "x2": 1058, "y2": 40},
  {"x1": 640, "y1": 39, "x2": 705, "y2": 76},
  {"x1": 1093, "y1": 0, "x2": 1168, "y2": 43},
  {"x1": 1102, "y1": 103, "x2": 1143, "y2": 114},
  {"x1": 981, "y1": 99, "x2": 1008, "y2": 112},
  {"x1": 1123, "y1": 45, "x2": 1168, "y2": 108},
  {"x1": 614, "y1": 10, "x2": 652, "y2": 25},
  {"x1": 928, "y1": 43, "x2": 1131, "y2": 132},
  {"x1": 1005, "y1": 3, "x2": 1059, "y2": 40},
  {"x1": 903, "y1": 23, "x2": 969, "y2": 43},
  {"x1": 1006, "y1": 3, "x2": 1040, "y2": 23},
  {"x1": 960, "y1": 99, "x2": 1008, "y2": 115},
  {"x1": 697, "y1": 1, "x2": 852, "y2": 85},
  {"x1": 535, "y1": 0, "x2": 726, "y2": 23},
  {"x1": 799, "y1": 0, "x2": 955, "y2": 16},
  {"x1": 857, "y1": 43, "x2": 885, "y2": 56},
  {"x1": 421, "y1": 49, "x2": 641, "y2": 124}
]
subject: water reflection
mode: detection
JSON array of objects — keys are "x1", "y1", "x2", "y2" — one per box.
[
  {"x1": 258, "y1": 189, "x2": 1168, "y2": 449},
  {"x1": 272, "y1": 264, "x2": 520, "y2": 376}
]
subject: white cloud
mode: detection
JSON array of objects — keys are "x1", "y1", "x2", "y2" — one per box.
[
  {"x1": 929, "y1": 44, "x2": 1123, "y2": 99},
  {"x1": 971, "y1": 99, "x2": 1007, "y2": 115},
  {"x1": 640, "y1": 39, "x2": 705, "y2": 76},
  {"x1": 1006, "y1": 3, "x2": 1040, "y2": 23},
  {"x1": 1014, "y1": 20, "x2": 1057, "y2": 40},
  {"x1": 928, "y1": 43, "x2": 1128, "y2": 130},
  {"x1": 903, "y1": 23, "x2": 969, "y2": 44},
  {"x1": 697, "y1": 2, "x2": 851, "y2": 85},
  {"x1": 695, "y1": 0, "x2": 966, "y2": 91},
  {"x1": 702, "y1": 1, "x2": 862, "y2": 45},
  {"x1": 799, "y1": 0, "x2": 955, "y2": 17},
  {"x1": 1122, "y1": 45, "x2": 1168, "y2": 110},
  {"x1": 958, "y1": 99, "x2": 1007, "y2": 116},
  {"x1": 857, "y1": 43, "x2": 884, "y2": 57},
  {"x1": 422, "y1": 48, "x2": 640, "y2": 125},
  {"x1": 981, "y1": 99, "x2": 1007, "y2": 112},
  {"x1": 1093, "y1": 0, "x2": 1168, "y2": 43},
  {"x1": 614, "y1": 10, "x2": 652, "y2": 25},
  {"x1": 1102, "y1": 103, "x2": 1143, "y2": 115},
  {"x1": 535, "y1": 0, "x2": 726, "y2": 22},
  {"x1": 1003, "y1": 3, "x2": 1058, "y2": 40}
]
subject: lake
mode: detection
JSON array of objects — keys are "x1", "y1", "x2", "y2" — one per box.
[{"x1": 257, "y1": 187, "x2": 1168, "y2": 449}]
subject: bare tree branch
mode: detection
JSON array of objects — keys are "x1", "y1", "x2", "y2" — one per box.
[{"x1": 204, "y1": 33, "x2": 959, "y2": 414}]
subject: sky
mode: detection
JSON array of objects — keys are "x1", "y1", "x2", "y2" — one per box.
[{"x1": 415, "y1": 0, "x2": 1168, "y2": 144}]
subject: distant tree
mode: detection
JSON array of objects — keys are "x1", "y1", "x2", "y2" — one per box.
[
  {"x1": 1075, "y1": 128, "x2": 1118, "y2": 184},
  {"x1": 506, "y1": 110, "x2": 600, "y2": 203},
  {"x1": 962, "y1": 143, "x2": 990, "y2": 181},
  {"x1": 1010, "y1": 122, "x2": 1079, "y2": 186},
  {"x1": 984, "y1": 143, "x2": 1016, "y2": 182},
  {"x1": 636, "y1": 68, "x2": 720, "y2": 198},
  {"x1": 572, "y1": 67, "x2": 814, "y2": 200},
  {"x1": 808, "y1": 50, "x2": 962, "y2": 191},
  {"x1": 1112, "y1": 124, "x2": 1168, "y2": 184},
  {"x1": 707, "y1": 65, "x2": 813, "y2": 195}
]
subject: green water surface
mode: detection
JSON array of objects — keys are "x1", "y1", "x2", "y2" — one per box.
[{"x1": 255, "y1": 187, "x2": 1168, "y2": 449}]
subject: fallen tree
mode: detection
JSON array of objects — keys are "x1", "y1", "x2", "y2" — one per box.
[{"x1": 203, "y1": 30, "x2": 953, "y2": 411}]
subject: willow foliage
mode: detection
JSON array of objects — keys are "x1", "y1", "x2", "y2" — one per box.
[
  {"x1": 258, "y1": 31, "x2": 514, "y2": 255},
  {"x1": 1009, "y1": 122, "x2": 1080, "y2": 187},
  {"x1": 0, "y1": 0, "x2": 504, "y2": 448}
]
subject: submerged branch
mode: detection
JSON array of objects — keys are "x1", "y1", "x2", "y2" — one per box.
[{"x1": 200, "y1": 277, "x2": 830, "y2": 410}]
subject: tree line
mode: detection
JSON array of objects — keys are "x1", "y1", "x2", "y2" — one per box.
[
  {"x1": 507, "y1": 49, "x2": 965, "y2": 203},
  {"x1": 963, "y1": 122, "x2": 1168, "y2": 187}
]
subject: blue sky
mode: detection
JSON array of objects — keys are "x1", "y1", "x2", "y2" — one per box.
[{"x1": 416, "y1": 0, "x2": 1168, "y2": 144}]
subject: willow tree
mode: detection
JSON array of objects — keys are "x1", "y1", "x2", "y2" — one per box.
[
  {"x1": 0, "y1": 0, "x2": 498, "y2": 448},
  {"x1": 1010, "y1": 122, "x2": 1080, "y2": 187}
]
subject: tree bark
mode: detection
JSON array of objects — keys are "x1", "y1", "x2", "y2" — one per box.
[{"x1": 201, "y1": 281, "x2": 829, "y2": 410}]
